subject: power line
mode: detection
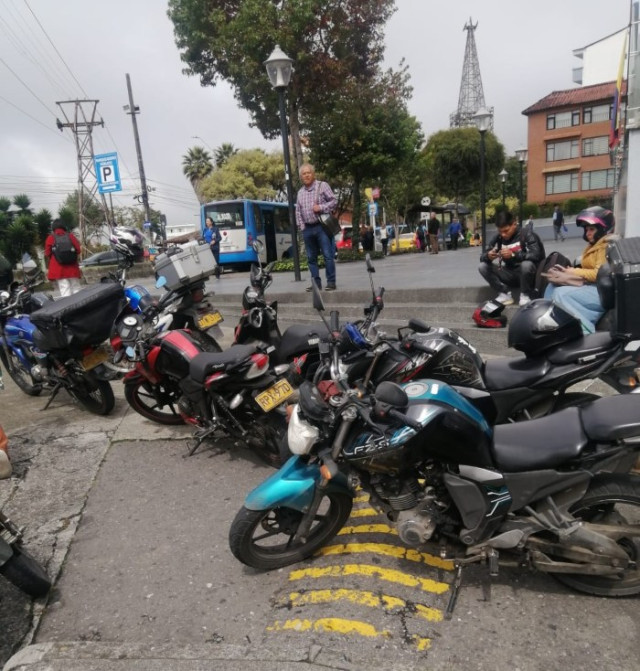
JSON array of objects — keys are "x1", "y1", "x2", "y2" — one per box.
[
  {"x1": 22, "y1": 0, "x2": 88, "y2": 98},
  {"x1": 0, "y1": 56, "x2": 57, "y2": 118},
  {"x1": 0, "y1": 94, "x2": 73, "y2": 140}
]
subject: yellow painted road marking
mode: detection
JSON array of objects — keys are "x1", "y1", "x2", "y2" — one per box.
[
  {"x1": 278, "y1": 588, "x2": 443, "y2": 622},
  {"x1": 267, "y1": 617, "x2": 391, "y2": 639},
  {"x1": 289, "y1": 563, "x2": 450, "y2": 595},
  {"x1": 338, "y1": 523, "x2": 398, "y2": 536},
  {"x1": 352, "y1": 494, "x2": 370, "y2": 504},
  {"x1": 349, "y1": 507, "x2": 378, "y2": 518},
  {"x1": 316, "y1": 542, "x2": 454, "y2": 570}
]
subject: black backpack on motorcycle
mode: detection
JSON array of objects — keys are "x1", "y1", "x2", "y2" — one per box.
[{"x1": 51, "y1": 231, "x2": 78, "y2": 265}]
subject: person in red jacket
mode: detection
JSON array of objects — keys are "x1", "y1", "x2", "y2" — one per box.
[{"x1": 44, "y1": 220, "x2": 82, "y2": 296}]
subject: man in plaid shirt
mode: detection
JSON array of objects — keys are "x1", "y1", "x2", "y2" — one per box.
[{"x1": 295, "y1": 163, "x2": 338, "y2": 291}]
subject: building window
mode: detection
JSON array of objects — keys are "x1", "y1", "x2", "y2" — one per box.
[
  {"x1": 582, "y1": 136, "x2": 609, "y2": 157},
  {"x1": 583, "y1": 104, "x2": 612, "y2": 124},
  {"x1": 546, "y1": 139, "x2": 579, "y2": 162},
  {"x1": 545, "y1": 172, "x2": 579, "y2": 195},
  {"x1": 546, "y1": 110, "x2": 580, "y2": 130},
  {"x1": 582, "y1": 169, "x2": 614, "y2": 190}
]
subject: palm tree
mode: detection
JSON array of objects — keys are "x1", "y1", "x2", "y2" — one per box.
[
  {"x1": 13, "y1": 194, "x2": 32, "y2": 214},
  {"x1": 214, "y1": 143, "x2": 238, "y2": 168},
  {"x1": 182, "y1": 147, "x2": 214, "y2": 200}
]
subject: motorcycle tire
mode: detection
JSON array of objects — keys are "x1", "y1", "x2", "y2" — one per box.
[
  {"x1": 0, "y1": 545, "x2": 51, "y2": 598},
  {"x1": 553, "y1": 474, "x2": 640, "y2": 597},
  {"x1": 229, "y1": 491, "x2": 353, "y2": 570},
  {"x1": 67, "y1": 373, "x2": 115, "y2": 415},
  {"x1": 124, "y1": 378, "x2": 185, "y2": 425},
  {"x1": 0, "y1": 348, "x2": 42, "y2": 396}
]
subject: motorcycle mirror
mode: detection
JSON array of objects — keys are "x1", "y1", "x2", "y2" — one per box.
[
  {"x1": 365, "y1": 254, "x2": 375, "y2": 273},
  {"x1": 252, "y1": 239, "x2": 264, "y2": 254},
  {"x1": 0, "y1": 290, "x2": 9, "y2": 302},
  {"x1": 156, "y1": 276, "x2": 168, "y2": 289}
]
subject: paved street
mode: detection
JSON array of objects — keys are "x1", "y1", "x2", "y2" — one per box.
[{"x1": 2, "y1": 235, "x2": 637, "y2": 671}]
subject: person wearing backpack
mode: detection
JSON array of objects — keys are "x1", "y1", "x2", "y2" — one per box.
[{"x1": 45, "y1": 219, "x2": 82, "y2": 296}]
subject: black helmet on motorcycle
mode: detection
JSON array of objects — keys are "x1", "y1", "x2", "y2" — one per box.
[
  {"x1": 508, "y1": 299, "x2": 582, "y2": 356},
  {"x1": 576, "y1": 206, "x2": 614, "y2": 243},
  {"x1": 110, "y1": 226, "x2": 145, "y2": 260}
]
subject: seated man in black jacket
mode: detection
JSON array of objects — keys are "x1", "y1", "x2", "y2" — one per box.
[{"x1": 478, "y1": 211, "x2": 545, "y2": 306}]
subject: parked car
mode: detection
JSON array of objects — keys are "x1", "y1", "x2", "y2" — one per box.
[{"x1": 79, "y1": 250, "x2": 127, "y2": 268}]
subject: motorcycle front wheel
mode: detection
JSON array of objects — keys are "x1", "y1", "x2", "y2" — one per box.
[
  {"x1": 124, "y1": 378, "x2": 185, "y2": 425},
  {"x1": 0, "y1": 545, "x2": 51, "y2": 598},
  {"x1": 229, "y1": 491, "x2": 353, "y2": 570},
  {"x1": 67, "y1": 373, "x2": 115, "y2": 415},
  {"x1": 0, "y1": 347, "x2": 42, "y2": 396},
  {"x1": 553, "y1": 474, "x2": 640, "y2": 597}
]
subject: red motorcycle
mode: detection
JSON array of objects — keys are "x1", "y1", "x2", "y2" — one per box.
[{"x1": 112, "y1": 305, "x2": 294, "y2": 465}]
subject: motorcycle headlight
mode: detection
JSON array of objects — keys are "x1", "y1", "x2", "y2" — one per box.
[{"x1": 287, "y1": 405, "x2": 319, "y2": 455}]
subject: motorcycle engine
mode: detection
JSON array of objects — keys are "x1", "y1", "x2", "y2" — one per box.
[{"x1": 396, "y1": 504, "x2": 438, "y2": 546}]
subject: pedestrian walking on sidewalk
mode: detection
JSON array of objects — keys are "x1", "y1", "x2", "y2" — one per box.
[
  {"x1": 552, "y1": 205, "x2": 565, "y2": 242},
  {"x1": 427, "y1": 212, "x2": 440, "y2": 254},
  {"x1": 295, "y1": 163, "x2": 338, "y2": 292},
  {"x1": 44, "y1": 219, "x2": 82, "y2": 297}
]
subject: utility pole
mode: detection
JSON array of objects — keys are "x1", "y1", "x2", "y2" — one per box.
[
  {"x1": 124, "y1": 74, "x2": 152, "y2": 226},
  {"x1": 55, "y1": 99, "x2": 110, "y2": 252}
]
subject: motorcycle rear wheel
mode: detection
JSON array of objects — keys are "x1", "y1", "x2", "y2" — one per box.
[
  {"x1": 553, "y1": 475, "x2": 640, "y2": 596},
  {"x1": 229, "y1": 492, "x2": 353, "y2": 570},
  {"x1": 67, "y1": 374, "x2": 115, "y2": 415},
  {"x1": 0, "y1": 348, "x2": 42, "y2": 396},
  {"x1": 124, "y1": 378, "x2": 185, "y2": 425},
  {"x1": 0, "y1": 545, "x2": 51, "y2": 598}
]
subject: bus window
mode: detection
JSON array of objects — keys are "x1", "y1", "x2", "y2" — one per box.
[
  {"x1": 273, "y1": 207, "x2": 290, "y2": 234},
  {"x1": 204, "y1": 202, "x2": 245, "y2": 230},
  {"x1": 252, "y1": 203, "x2": 264, "y2": 235}
]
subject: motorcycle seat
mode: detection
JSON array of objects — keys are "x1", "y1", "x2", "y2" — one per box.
[
  {"x1": 484, "y1": 355, "x2": 550, "y2": 391},
  {"x1": 189, "y1": 344, "x2": 258, "y2": 383},
  {"x1": 491, "y1": 407, "x2": 587, "y2": 472},
  {"x1": 278, "y1": 323, "x2": 329, "y2": 360},
  {"x1": 545, "y1": 331, "x2": 616, "y2": 366},
  {"x1": 580, "y1": 393, "x2": 640, "y2": 441}
]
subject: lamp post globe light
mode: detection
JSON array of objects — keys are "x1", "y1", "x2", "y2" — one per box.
[
  {"x1": 473, "y1": 107, "x2": 492, "y2": 252},
  {"x1": 265, "y1": 45, "x2": 301, "y2": 281},
  {"x1": 515, "y1": 146, "x2": 528, "y2": 227},
  {"x1": 499, "y1": 168, "x2": 508, "y2": 208}
]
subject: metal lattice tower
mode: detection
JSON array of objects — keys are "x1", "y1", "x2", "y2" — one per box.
[
  {"x1": 450, "y1": 18, "x2": 494, "y2": 129},
  {"x1": 55, "y1": 100, "x2": 110, "y2": 250}
]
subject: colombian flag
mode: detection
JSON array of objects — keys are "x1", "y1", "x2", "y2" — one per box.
[{"x1": 610, "y1": 29, "x2": 628, "y2": 149}]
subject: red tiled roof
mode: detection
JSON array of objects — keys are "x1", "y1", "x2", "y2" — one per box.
[{"x1": 522, "y1": 80, "x2": 626, "y2": 115}]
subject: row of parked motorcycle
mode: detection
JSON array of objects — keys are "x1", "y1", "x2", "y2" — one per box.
[{"x1": 2, "y1": 237, "x2": 640, "y2": 607}]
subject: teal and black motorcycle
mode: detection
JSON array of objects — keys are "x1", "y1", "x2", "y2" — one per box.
[{"x1": 229, "y1": 289, "x2": 640, "y2": 608}]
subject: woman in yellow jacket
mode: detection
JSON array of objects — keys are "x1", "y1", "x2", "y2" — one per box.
[{"x1": 543, "y1": 207, "x2": 614, "y2": 334}]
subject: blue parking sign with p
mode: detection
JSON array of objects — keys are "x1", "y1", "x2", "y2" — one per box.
[{"x1": 95, "y1": 152, "x2": 122, "y2": 193}]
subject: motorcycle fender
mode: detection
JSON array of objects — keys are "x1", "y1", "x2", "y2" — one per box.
[
  {"x1": 205, "y1": 324, "x2": 224, "y2": 343},
  {"x1": 244, "y1": 456, "x2": 350, "y2": 512}
]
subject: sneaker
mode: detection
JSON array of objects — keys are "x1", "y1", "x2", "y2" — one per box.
[
  {"x1": 519, "y1": 294, "x2": 532, "y2": 307},
  {"x1": 325, "y1": 284, "x2": 337, "y2": 292},
  {"x1": 495, "y1": 291, "x2": 514, "y2": 306},
  {"x1": 306, "y1": 284, "x2": 321, "y2": 292}
]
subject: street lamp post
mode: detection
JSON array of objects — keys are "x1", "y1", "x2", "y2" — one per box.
[
  {"x1": 515, "y1": 147, "x2": 528, "y2": 226},
  {"x1": 499, "y1": 168, "x2": 508, "y2": 208},
  {"x1": 473, "y1": 107, "x2": 492, "y2": 252},
  {"x1": 265, "y1": 45, "x2": 301, "y2": 282}
]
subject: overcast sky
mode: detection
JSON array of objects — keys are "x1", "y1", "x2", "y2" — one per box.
[{"x1": 0, "y1": 0, "x2": 630, "y2": 229}]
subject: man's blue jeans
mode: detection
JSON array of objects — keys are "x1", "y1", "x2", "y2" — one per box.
[{"x1": 302, "y1": 224, "x2": 336, "y2": 288}]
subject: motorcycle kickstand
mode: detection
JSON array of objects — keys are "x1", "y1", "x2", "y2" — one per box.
[
  {"x1": 444, "y1": 563, "x2": 464, "y2": 620},
  {"x1": 187, "y1": 424, "x2": 218, "y2": 456},
  {"x1": 41, "y1": 382, "x2": 63, "y2": 411}
]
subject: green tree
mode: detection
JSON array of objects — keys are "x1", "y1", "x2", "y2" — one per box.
[
  {"x1": 59, "y1": 191, "x2": 105, "y2": 241},
  {"x1": 0, "y1": 197, "x2": 10, "y2": 213},
  {"x1": 423, "y1": 128, "x2": 505, "y2": 209},
  {"x1": 214, "y1": 143, "x2": 238, "y2": 168},
  {"x1": 307, "y1": 69, "x2": 423, "y2": 245},
  {"x1": 33, "y1": 208, "x2": 53, "y2": 245},
  {"x1": 167, "y1": 0, "x2": 396, "y2": 174},
  {"x1": 12, "y1": 194, "x2": 31, "y2": 214},
  {"x1": 199, "y1": 149, "x2": 285, "y2": 202},
  {"x1": 182, "y1": 146, "x2": 214, "y2": 200},
  {"x1": 2, "y1": 217, "x2": 36, "y2": 265}
]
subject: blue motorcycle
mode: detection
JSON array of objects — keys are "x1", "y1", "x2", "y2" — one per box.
[{"x1": 229, "y1": 287, "x2": 640, "y2": 606}]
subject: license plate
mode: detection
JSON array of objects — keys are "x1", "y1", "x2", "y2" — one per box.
[
  {"x1": 82, "y1": 348, "x2": 109, "y2": 370},
  {"x1": 197, "y1": 311, "x2": 223, "y2": 329},
  {"x1": 254, "y1": 378, "x2": 294, "y2": 412}
]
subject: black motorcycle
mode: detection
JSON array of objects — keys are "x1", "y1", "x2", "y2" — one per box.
[{"x1": 229, "y1": 290, "x2": 640, "y2": 608}]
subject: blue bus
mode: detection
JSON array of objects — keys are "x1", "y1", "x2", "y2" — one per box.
[{"x1": 201, "y1": 199, "x2": 293, "y2": 270}]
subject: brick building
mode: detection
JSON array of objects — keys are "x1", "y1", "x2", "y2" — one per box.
[{"x1": 522, "y1": 81, "x2": 623, "y2": 206}]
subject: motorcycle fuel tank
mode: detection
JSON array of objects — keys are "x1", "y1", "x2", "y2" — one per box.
[
  {"x1": 155, "y1": 330, "x2": 202, "y2": 379},
  {"x1": 5, "y1": 315, "x2": 39, "y2": 342},
  {"x1": 343, "y1": 380, "x2": 494, "y2": 474}
]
